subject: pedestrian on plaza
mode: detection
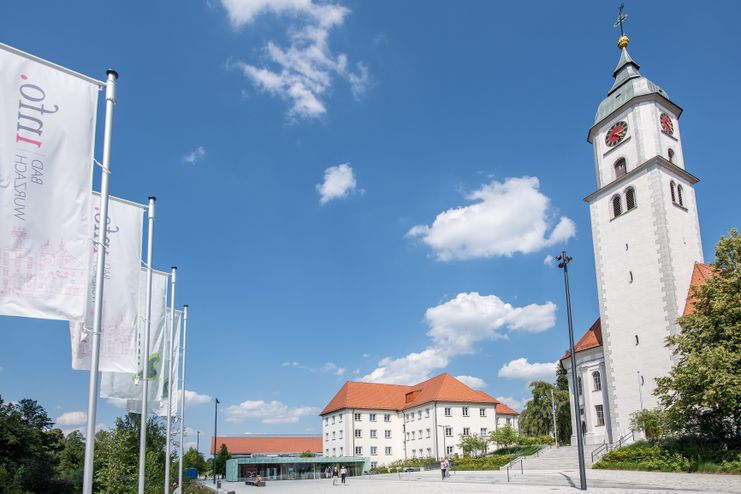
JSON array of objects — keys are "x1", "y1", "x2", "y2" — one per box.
[
  {"x1": 332, "y1": 465, "x2": 339, "y2": 485},
  {"x1": 340, "y1": 465, "x2": 347, "y2": 485}
]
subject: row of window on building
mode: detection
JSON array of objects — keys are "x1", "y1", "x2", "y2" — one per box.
[
  {"x1": 325, "y1": 446, "x2": 396, "y2": 457},
  {"x1": 577, "y1": 371, "x2": 602, "y2": 395},
  {"x1": 579, "y1": 404, "x2": 606, "y2": 428}
]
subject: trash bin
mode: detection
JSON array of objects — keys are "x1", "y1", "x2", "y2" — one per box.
[{"x1": 216, "y1": 480, "x2": 221, "y2": 489}]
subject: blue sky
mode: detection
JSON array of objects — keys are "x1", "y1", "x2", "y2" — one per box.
[{"x1": 1, "y1": 1, "x2": 739, "y2": 454}]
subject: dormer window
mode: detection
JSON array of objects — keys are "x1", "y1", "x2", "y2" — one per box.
[{"x1": 614, "y1": 158, "x2": 627, "y2": 179}]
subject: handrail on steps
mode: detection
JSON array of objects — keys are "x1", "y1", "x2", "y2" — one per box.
[
  {"x1": 504, "y1": 457, "x2": 523, "y2": 483},
  {"x1": 591, "y1": 430, "x2": 636, "y2": 463}
]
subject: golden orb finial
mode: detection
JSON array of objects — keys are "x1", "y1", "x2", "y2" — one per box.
[{"x1": 617, "y1": 34, "x2": 630, "y2": 49}]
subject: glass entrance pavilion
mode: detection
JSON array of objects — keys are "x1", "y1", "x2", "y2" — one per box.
[{"x1": 225, "y1": 456, "x2": 370, "y2": 482}]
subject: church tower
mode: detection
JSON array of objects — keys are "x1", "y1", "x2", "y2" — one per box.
[{"x1": 585, "y1": 33, "x2": 704, "y2": 439}]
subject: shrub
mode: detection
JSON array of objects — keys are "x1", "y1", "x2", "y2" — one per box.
[{"x1": 593, "y1": 439, "x2": 741, "y2": 474}]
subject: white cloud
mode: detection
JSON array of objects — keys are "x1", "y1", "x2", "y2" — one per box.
[
  {"x1": 179, "y1": 389, "x2": 212, "y2": 407},
  {"x1": 498, "y1": 358, "x2": 558, "y2": 381},
  {"x1": 456, "y1": 375, "x2": 487, "y2": 389},
  {"x1": 283, "y1": 360, "x2": 345, "y2": 375},
  {"x1": 495, "y1": 396, "x2": 527, "y2": 412},
  {"x1": 363, "y1": 293, "x2": 557, "y2": 385},
  {"x1": 317, "y1": 163, "x2": 358, "y2": 204},
  {"x1": 544, "y1": 254, "x2": 555, "y2": 266},
  {"x1": 321, "y1": 362, "x2": 346, "y2": 376},
  {"x1": 407, "y1": 177, "x2": 576, "y2": 261},
  {"x1": 56, "y1": 411, "x2": 87, "y2": 426},
  {"x1": 225, "y1": 400, "x2": 320, "y2": 424},
  {"x1": 184, "y1": 146, "x2": 206, "y2": 164},
  {"x1": 224, "y1": 0, "x2": 368, "y2": 119},
  {"x1": 363, "y1": 348, "x2": 449, "y2": 385}
]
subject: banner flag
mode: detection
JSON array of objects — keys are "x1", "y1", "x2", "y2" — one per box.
[
  {"x1": 126, "y1": 308, "x2": 181, "y2": 417},
  {"x1": 100, "y1": 268, "x2": 168, "y2": 401},
  {"x1": 0, "y1": 43, "x2": 100, "y2": 321},
  {"x1": 69, "y1": 194, "x2": 145, "y2": 372}
]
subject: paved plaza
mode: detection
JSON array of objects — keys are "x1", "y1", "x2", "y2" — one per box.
[{"x1": 203, "y1": 468, "x2": 741, "y2": 494}]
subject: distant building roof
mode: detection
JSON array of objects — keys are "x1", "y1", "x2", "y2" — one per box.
[
  {"x1": 560, "y1": 318, "x2": 603, "y2": 362},
  {"x1": 212, "y1": 436, "x2": 322, "y2": 455},
  {"x1": 682, "y1": 263, "x2": 715, "y2": 316},
  {"x1": 496, "y1": 403, "x2": 519, "y2": 415},
  {"x1": 320, "y1": 373, "x2": 508, "y2": 416}
]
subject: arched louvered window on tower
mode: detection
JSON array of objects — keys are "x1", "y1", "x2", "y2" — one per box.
[
  {"x1": 670, "y1": 181, "x2": 677, "y2": 203},
  {"x1": 677, "y1": 184, "x2": 684, "y2": 207},
  {"x1": 612, "y1": 195, "x2": 623, "y2": 218},
  {"x1": 625, "y1": 187, "x2": 636, "y2": 211},
  {"x1": 614, "y1": 158, "x2": 627, "y2": 179},
  {"x1": 668, "y1": 148, "x2": 675, "y2": 163}
]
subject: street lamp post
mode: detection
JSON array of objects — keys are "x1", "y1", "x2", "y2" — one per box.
[
  {"x1": 213, "y1": 398, "x2": 219, "y2": 484},
  {"x1": 196, "y1": 431, "x2": 200, "y2": 454},
  {"x1": 556, "y1": 251, "x2": 587, "y2": 490},
  {"x1": 436, "y1": 425, "x2": 449, "y2": 459}
]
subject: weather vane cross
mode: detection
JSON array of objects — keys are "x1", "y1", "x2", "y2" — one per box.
[{"x1": 614, "y1": 3, "x2": 629, "y2": 36}]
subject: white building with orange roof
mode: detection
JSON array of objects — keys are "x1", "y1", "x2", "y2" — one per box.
[{"x1": 320, "y1": 373, "x2": 519, "y2": 467}]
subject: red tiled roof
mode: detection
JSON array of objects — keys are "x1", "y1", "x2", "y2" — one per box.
[
  {"x1": 211, "y1": 436, "x2": 321, "y2": 455},
  {"x1": 320, "y1": 373, "x2": 504, "y2": 416},
  {"x1": 560, "y1": 318, "x2": 602, "y2": 361},
  {"x1": 496, "y1": 403, "x2": 519, "y2": 415},
  {"x1": 682, "y1": 263, "x2": 715, "y2": 316}
]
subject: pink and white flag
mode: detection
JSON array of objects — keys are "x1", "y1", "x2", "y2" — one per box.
[
  {"x1": 0, "y1": 43, "x2": 99, "y2": 321},
  {"x1": 69, "y1": 194, "x2": 145, "y2": 373}
]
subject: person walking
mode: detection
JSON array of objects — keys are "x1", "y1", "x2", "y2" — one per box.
[
  {"x1": 340, "y1": 465, "x2": 347, "y2": 485},
  {"x1": 332, "y1": 466, "x2": 339, "y2": 486},
  {"x1": 441, "y1": 458, "x2": 449, "y2": 480}
]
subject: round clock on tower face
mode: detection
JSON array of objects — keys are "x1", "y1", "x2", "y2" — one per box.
[
  {"x1": 605, "y1": 121, "x2": 628, "y2": 147},
  {"x1": 660, "y1": 112, "x2": 674, "y2": 135}
]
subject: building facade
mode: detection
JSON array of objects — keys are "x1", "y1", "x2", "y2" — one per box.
[
  {"x1": 320, "y1": 373, "x2": 519, "y2": 467},
  {"x1": 561, "y1": 32, "x2": 706, "y2": 445}
]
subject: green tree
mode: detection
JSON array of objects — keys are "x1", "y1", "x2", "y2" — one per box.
[
  {"x1": 94, "y1": 413, "x2": 167, "y2": 494},
  {"x1": 630, "y1": 409, "x2": 670, "y2": 440},
  {"x1": 555, "y1": 366, "x2": 572, "y2": 445},
  {"x1": 214, "y1": 444, "x2": 231, "y2": 477},
  {"x1": 489, "y1": 425, "x2": 518, "y2": 448},
  {"x1": 299, "y1": 450, "x2": 316, "y2": 457},
  {"x1": 458, "y1": 434, "x2": 489, "y2": 457},
  {"x1": 0, "y1": 397, "x2": 66, "y2": 493},
  {"x1": 655, "y1": 229, "x2": 741, "y2": 441},
  {"x1": 57, "y1": 430, "x2": 85, "y2": 491},
  {"x1": 519, "y1": 380, "x2": 556, "y2": 437},
  {"x1": 181, "y1": 447, "x2": 207, "y2": 475}
]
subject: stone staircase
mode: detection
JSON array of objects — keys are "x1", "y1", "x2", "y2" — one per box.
[{"x1": 501, "y1": 445, "x2": 602, "y2": 471}]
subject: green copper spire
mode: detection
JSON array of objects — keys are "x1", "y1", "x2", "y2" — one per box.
[{"x1": 594, "y1": 37, "x2": 669, "y2": 124}]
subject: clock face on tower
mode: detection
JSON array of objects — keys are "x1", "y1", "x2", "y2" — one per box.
[
  {"x1": 605, "y1": 121, "x2": 628, "y2": 147},
  {"x1": 660, "y1": 112, "x2": 674, "y2": 135}
]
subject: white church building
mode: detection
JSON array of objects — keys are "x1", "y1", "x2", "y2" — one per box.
[{"x1": 560, "y1": 32, "x2": 712, "y2": 446}]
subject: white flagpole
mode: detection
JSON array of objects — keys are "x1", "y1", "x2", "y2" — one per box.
[
  {"x1": 178, "y1": 305, "x2": 189, "y2": 491},
  {"x1": 138, "y1": 196, "x2": 157, "y2": 494},
  {"x1": 82, "y1": 68, "x2": 118, "y2": 494},
  {"x1": 164, "y1": 267, "x2": 177, "y2": 494}
]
